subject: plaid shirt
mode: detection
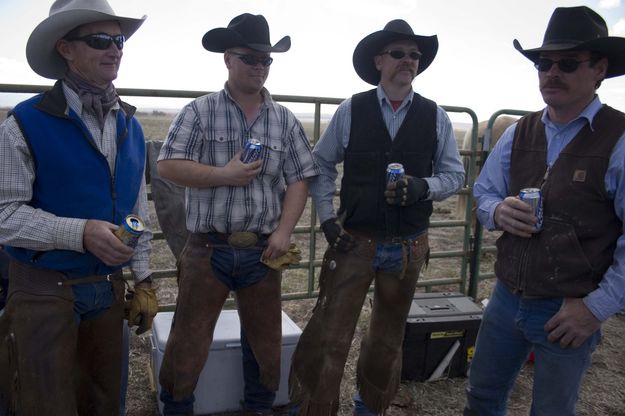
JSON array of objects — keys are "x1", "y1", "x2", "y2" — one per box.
[
  {"x1": 158, "y1": 85, "x2": 319, "y2": 234},
  {"x1": 0, "y1": 83, "x2": 152, "y2": 281}
]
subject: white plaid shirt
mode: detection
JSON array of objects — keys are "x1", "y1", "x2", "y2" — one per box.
[
  {"x1": 0, "y1": 83, "x2": 152, "y2": 281},
  {"x1": 158, "y1": 85, "x2": 319, "y2": 234}
]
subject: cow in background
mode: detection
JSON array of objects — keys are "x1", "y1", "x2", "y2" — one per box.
[{"x1": 455, "y1": 115, "x2": 518, "y2": 222}]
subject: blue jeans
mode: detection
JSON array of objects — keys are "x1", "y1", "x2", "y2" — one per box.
[
  {"x1": 4, "y1": 261, "x2": 126, "y2": 415},
  {"x1": 464, "y1": 281, "x2": 601, "y2": 416},
  {"x1": 160, "y1": 233, "x2": 281, "y2": 415},
  {"x1": 352, "y1": 240, "x2": 407, "y2": 416}
]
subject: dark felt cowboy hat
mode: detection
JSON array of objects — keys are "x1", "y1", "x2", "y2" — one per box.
[
  {"x1": 202, "y1": 13, "x2": 290, "y2": 53},
  {"x1": 514, "y1": 6, "x2": 625, "y2": 78},
  {"x1": 352, "y1": 19, "x2": 438, "y2": 85},
  {"x1": 26, "y1": 0, "x2": 146, "y2": 80}
]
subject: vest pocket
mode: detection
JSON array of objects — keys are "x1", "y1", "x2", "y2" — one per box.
[{"x1": 528, "y1": 218, "x2": 596, "y2": 296}]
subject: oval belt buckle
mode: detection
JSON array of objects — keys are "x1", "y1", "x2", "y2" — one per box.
[{"x1": 227, "y1": 232, "x2": 258, "y2": 248}]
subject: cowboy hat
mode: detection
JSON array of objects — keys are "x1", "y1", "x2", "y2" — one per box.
[
  {"x1": 202, "y1": 13, "x2": 290, "y2": 53},
  {"x1": 514, "y1": 6, "x2": 625, "y2": 78},
  {"x1": 26, "y1": 0, "x2": 146, "y2": 80},
  {"x1": 352, "y1": 19, "x2": 438, "y2": 85}
]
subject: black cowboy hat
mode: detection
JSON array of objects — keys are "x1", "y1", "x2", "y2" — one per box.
[
  {"x1": 352, "y1": 19, "x2": 438, "y2": 85},
  {"x1": 202, "y1": 13, "x2": 290, "y2": 53},
  {"x1": 514, "y1": 6, "x2": 625, "y2": 78}
]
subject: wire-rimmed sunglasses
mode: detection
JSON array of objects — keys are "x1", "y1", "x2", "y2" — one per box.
[
  {"x1": 534, "y1": 57, "x2": 591, "y2": 73},
  {"x1": 380, "y1": 49, "x2": 422, "y2": 61},
  {"x1": 230, "y1": 52, "x2": 273, "y2": 67},
  {"x1": 66, "y1": 33, "x2": 125, "y2": 50}
]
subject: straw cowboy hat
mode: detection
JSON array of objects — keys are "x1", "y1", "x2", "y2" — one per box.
[
  {"x1": 26, "y1": 0, "x2": 146, "y2": 80},
  {"x1": 202, "y1": 13, "x2": 290, "y2": 53},
  {"x1": 352, "y1": 19, "x2": 438, "y2": 85},
  {"x1": 514, "y1": 6, "x2": 625, "y2": 78}
]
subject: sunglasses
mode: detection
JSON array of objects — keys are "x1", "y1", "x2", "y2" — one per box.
[
  {"x1": 535, "y1": 58, "x2": 591, "y2": 73},
  {"x1": 66, "y1": 33, "x2": 125, "y2": 50},
  {"x1": 380, "y1": 50, "x2": 422, "y2": 61},
  {"x1": 230, "y1": 52, "x2": 273, "y2": 67}
]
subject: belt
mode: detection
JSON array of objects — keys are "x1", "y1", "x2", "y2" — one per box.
[
  {"x1": 58, "y1": 271, "x2": 123, "y2": 286},
  {"x1": 207, "y1": 232, "x2": 267, "y2": 249},
  {"x1": 347, "y1": 229, "x2": 427, "y2": 245}
]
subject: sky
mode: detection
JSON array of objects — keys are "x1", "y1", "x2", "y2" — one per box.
[{"x1": 1, "y1": 0, "x2": 625, "y2": 123}]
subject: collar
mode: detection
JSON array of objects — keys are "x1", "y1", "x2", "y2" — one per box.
[
  {"x1": 376, "y1": 84, "x2": 413, "y2": 109},
  {"x1": 541, "y1": 95, "x2": 602, "y2": 132},
  {"x1": 223, "y1": 82, "x2": 272, "y2": 109}
]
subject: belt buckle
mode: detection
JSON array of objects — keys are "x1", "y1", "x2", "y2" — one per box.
[{"x1": 227, "y1": 232, "x2": 258, "y2": 248}]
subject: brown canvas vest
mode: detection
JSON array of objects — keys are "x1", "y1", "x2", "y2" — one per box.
[{"x1": 495, "y1": 106, "x2": 625, "y2": 297}]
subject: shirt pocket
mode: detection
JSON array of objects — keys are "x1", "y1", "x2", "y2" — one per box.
[
  {"x1": 260, "y1": 136, "x2": 286, "y2": 177},
  {"x1": 200, "y1": 130, "x2": 240, "y2": 166}
]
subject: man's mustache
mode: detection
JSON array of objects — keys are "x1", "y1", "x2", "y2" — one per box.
[{"x1": 542, "y1": 79, "x2": 567, "y2": 89}]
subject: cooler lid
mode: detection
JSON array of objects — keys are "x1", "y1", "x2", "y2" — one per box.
[{"x1": 152, "y1": 310, "x2": 302, "y2": 352}]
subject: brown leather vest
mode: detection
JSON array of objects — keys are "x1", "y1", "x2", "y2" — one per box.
[{"x1": 495, "y1": 106, "x2": 625, "y2": 297}]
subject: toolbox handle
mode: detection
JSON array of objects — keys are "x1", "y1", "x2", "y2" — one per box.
[
  {"x1": 428, "y1": 305, "x2": 452, "y2": 311},
  {"x1": 225, "y1": 342, "x2": 242, "y2": 349}
]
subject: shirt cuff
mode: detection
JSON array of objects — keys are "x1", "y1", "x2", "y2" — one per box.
[
  {"x1": 54, "y1": 218, "x2": 88, "y2": 252},
  {"x1": 584, "y1": 289, "x2": 618, "y2": 322}
]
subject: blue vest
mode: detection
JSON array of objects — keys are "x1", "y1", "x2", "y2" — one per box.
[{"x1": 6, "y1": 83, "x2": 145, "y2": 277}]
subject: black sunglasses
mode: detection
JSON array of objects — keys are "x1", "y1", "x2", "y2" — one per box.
[
  {"x1": 66, "y1": 33, "x2": 125, "y2": 50},
  {"x1": 230, "y1": 52, "x2": 273, "y2": 67},
  {"x1": 535, "y1": 58, "x2": 591, "y2": 73},
  {"x1": 380, "y1": 49, "x2": 422, "y2": 61}
]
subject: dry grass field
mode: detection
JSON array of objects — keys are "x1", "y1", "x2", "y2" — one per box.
[{"x1": 1, "y1": 105, "x2": 624, "y2": 415}]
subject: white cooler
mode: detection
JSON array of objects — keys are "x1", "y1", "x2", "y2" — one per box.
[{"x1": 151, "y1": 310, "x2": 301, "y2": 415}]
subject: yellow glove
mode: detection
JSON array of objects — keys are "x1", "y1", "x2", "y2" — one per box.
[
  {"x1": 261, "y1": 243, "x2": 302, "y2": 271},
  {"x1": 125, "y1": 285, "x2": 158, "y2": 335}
]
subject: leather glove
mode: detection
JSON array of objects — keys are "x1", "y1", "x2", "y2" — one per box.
[
  {"x1": 321, "y1": 218, "x2": 356, "y2": 252},
  {"x1": 385, "y1": 176, "x2": 429, "y2": 206},
  {"x1": 261, "y1": 243, "x2": 302, "y2": 271},
  {"x1": 125, "y1": 284, "x2": 158, "y2": 335}
]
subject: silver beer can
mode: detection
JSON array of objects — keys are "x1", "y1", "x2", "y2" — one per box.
[{"x1": 519, "y1": 188, "x2": 543, "y2": 231}]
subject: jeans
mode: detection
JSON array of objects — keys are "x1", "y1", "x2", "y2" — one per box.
[
  {"x1": 464, "y1": 280, "x2": 601, "y2": 416},
  {"x1": 352, "y1": 241, "x2": 407, "y2": 416},
  {"x1": 242, "y1": 328, "x2": 276, "y2": 412},
  {"x1": 3, "y1": 261, "x2": 126, "y2": 415},
  {"x1": 289, "y1": 233, "x2": 428, "y2": 416},
  {"x1": 160, "y1": 233, "x2": 281, "y2": 415}
]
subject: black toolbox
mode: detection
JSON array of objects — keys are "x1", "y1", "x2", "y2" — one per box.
[{"x1": 401, "y1": 292, "x2": 483, "y2": 382}]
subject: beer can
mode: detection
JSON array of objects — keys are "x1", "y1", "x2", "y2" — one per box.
[
  {"x1": 386, "y1": 163, "x2": 405, "y2": 185},
  {"x1": 519, "y1": 188, "x2": 543, "y2": 231},
  {"x1": 114, "y1": 214, "x2": 145, "y2": 248},
  {"x1": 240, "y1": 138, "x2": 262, "y2": 163}
]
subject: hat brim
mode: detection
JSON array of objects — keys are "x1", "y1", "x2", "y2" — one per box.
[
  {"x1": 353, "y1": 31, "x2": 438, "y2": 85},
  {"x1": 513, "y1": 37, "x2": 625, "y2": 78},
  {"x1": 27, "y1": 10, "x2": 146, "y2": 80},
  {"x1": 202, "y1": 28, "x2": 291, "y2": 53}
]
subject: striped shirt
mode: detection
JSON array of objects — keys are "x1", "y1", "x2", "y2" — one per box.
[
  {"x1": 311, "y1": 85, "x2": 465, "y2": 223},
  {"x1": 158, "y1": 85, "x2": 319, "y2": 234},
  {"x1": 0, "y1": 83, "x2": 152, "y2": 281}
]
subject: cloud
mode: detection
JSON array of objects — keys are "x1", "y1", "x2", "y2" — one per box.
[
  {"x1": 614, "y1": 18, "x2": 625, "y2": 36},
  {"x1": 599, "y1": 0, "x2": 621, "y2": 8}
]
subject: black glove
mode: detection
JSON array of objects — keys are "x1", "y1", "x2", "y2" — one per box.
[
  {"x1": 385, "y1": 176, "x2": 429, "y2": 206},
  {"x1": 321, "y1": 218, "x2": 356, "y2": 252}
]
